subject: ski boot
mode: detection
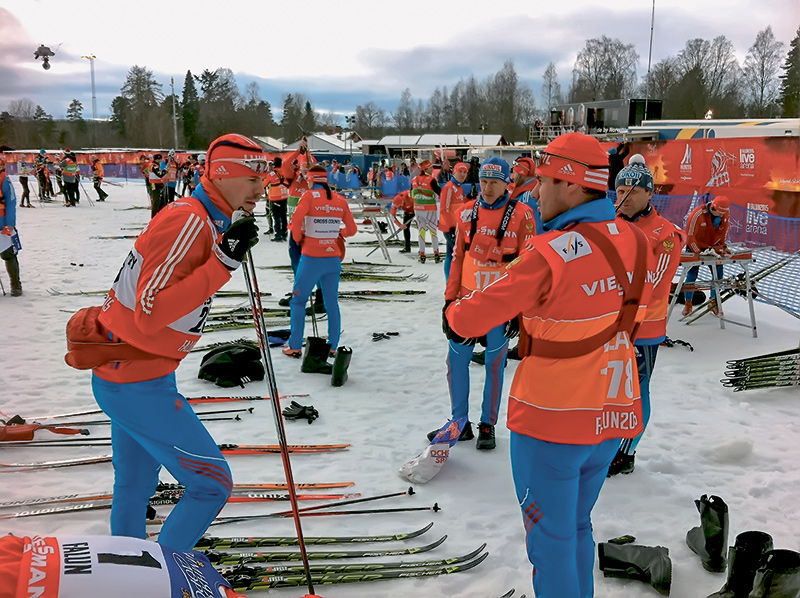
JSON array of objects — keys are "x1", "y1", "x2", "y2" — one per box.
[
  {"x1": 607, "y1": 450, "x2": 635, "y2": 477},
  {"x1": 399, "y1": 247, "x2": 411, "y2": 253},
  {"x1": 682, "y1": 300, "x2": 693, "y2": 316},
  {"x1": 427, "y1": 421, "x2": 474, "y2": 442},
  {"x1": 687, "y1": 494, "x2": 729, "y2": 573},
  {"x1": 707, "y1": 530, "x2": 773, "y2": 598},
  {"x1": 476, "y1": 423, "x2": 496, "y2": 450},
  {"x1": 301, "y1": 337, "x2": 333, "y2": 375},
  {"x1": 1, "y1": 249, "x2": 22, "y2": 297},
  {"x1": 282, "y1": 345, "x2": 301, "y2": 358},
  {"x1": 709, "y1": 298, "x2": 723, "y2": 316},
  {"x1": 418, "y1": 252, "x2": 426, "y2": 264},
  {"x1": 331, "y1": 347, "x2": 352, "y2": 387},
  {"x1": 598, "y1": 542, "x2": 672, "y2": 596},
  {"x1": 433, "y1": 252, "x2": 441, "y2": 263}
]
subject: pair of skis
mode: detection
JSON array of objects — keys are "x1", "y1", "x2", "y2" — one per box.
[
  {"x1": 721, "y1": 346, "x2": 800, "y2": 391},
  {"x1": 682, "y1": 249, "x2": 800, "y2": 324}
]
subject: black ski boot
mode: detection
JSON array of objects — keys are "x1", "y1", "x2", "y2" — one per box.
[
  {"x1": 476, "y1": 422, "x2": 495, "y2": 450},
  {"x1": 749, "y1": 549, "x2": 800, "y2": 597},
  {"x1": 418, "y1": 252, "x2": 426, "y2": 264},
  {"x1": 607, "y1": 449, "x2": 635, "y2": 477},
  {"x1": 278, "y1": 293, "x2": 292, "y2": 307},
  {"x1": 598, "y1": 542, "x2": 672, "y2": 596},
  {"x1": 1, "y1": 249, "x2": 22, "y2": 297},
  {"x1": 305, "y1": 288, "x2": 326, "y2": 315},
  {"x1": 301, "y1": 336, "x2": 333, "y2": 374},
  {"x1": 708, "y1": 531, "x2": 774, "y2": 598},
  {"x1": 687, "y1": 494, "x2": 730, "y2": 573},
  {"x1": 471, "y1": 350, "x2": 486, "y2": 365},
  {"x1": 330, "y1": 346, "x2": 352, "y2": 387},
  {"x1": 427, "y1": 421, "x2": 474, "y2": 442}
]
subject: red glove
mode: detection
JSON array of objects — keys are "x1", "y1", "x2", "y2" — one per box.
[{"x1": 1, "y1": 226, "x2": 14, "y2": 236}]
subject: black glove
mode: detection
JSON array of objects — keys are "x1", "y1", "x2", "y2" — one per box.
[
  {"x1": 441, "y1": 301, "x2": 453, "y2": 336},
  {"x1": 442, "y1": 300, "x2": 477, "y2": 346},
  {"x1": 503, "y1": 316, "x2": 520, "y2": 339},
  {"x1": 282, "y1": 401, "x2": 319, "y2": 424},
  {"x1": 214, "y1": 215, "x2": 259, "y2": 270}
]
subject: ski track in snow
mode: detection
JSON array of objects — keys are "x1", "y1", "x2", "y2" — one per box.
[{"x1": 1, "y1": 180, "x2": 799, "y2": 598}]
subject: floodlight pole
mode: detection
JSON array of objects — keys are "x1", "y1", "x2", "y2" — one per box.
[
  {"x1": 644, "y1": 0, "x2": 656, "y2": 122},
  {"x1": 171, "y1": 77, "x2": 179, "y2": 149},
  {"x1": 81, "y1": 55, "x2": 97, "y2": 119}
]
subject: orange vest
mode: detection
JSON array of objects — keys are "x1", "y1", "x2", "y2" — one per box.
[
  {"x1": 290, "y1": 188, "x2": 357, "y2": 258},
  {"x1": 622, "y1": 207, "x2": 686, "y2": 342},
  {"x1": 265, "y1": 171, "x2": 288, "y2": 201},
  {"x1": 438, "y1": 180, "x2": 465, "y2": 232},
  {"x1": 504, "y1": 220, "x2": 653, "y2": 444},
  {"x1": 445, "y1": 198, "x2": 536, "y2": 300}
]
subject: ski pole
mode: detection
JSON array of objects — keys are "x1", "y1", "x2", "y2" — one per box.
[
  {"x1": 0, "y1": 276, "x2": 5, "y2": 296},
  {"x1": 206, "y1": 504, "x2": 441, "y2": 526},
  {"x1": 235, "y1": 208, "x2": 319, "y2": 597}
]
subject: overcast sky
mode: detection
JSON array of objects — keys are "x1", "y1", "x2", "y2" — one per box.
[{"x1": 1, "y1": 0, "x2": 798, "y2": 121}]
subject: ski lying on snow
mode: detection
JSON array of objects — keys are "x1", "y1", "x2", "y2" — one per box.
[
  {"x1": 0, "y1": 445, "x2": 349, "y2": 471},
  {"x1": 204, "y1": 535, "x2": 448, "y2": 565},
  {"x1": 24, "y1": 394, "x2": 310, "y2": 420},
  {"x1": 223, "y1": 551, "x2": 487, "y2": 590},
  {"x1": 46, "y1": 288, "x2": 270, "y2": 298},
  {"x1": 0, "y1": 481, "x2": 356, "y2": 509},
  {"x1": 0, "y1": 493, "x2": 364, "y2": 520},
  {"x1": 194, "y1": 522, "x2": 434, "y2": 549},
  {"x1": 0, "y1": 440, "x2": 350, "y2": 452},
  {"x1": 217, "y1": 540, "x2": 479, "y2": 573}
]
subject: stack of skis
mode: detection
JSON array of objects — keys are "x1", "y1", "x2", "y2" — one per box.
[{"x1": 721, "y1": 345, "x2": 800, "y2": 391}]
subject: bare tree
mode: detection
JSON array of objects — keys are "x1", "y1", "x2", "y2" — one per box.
[
  {"x1": 573, "y1": 36, "x2": 639, "y2": 101},
  {"x1": 743, "y1": 26, "x2": 785, "y2": 116},
  {"x1": 7, "y1": 98, "x2": 37, "y2": 119},
  {"x1": 541, "y1": 62, "x2": 562, "y2": 111},
  {"x1": 393, "y1": 88, "x2": 415, "y2": 134},
  {"x1": 354, "y1": 101, "x2": 389, "y2": 138}
]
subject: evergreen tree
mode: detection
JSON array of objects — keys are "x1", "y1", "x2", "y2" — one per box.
[
  {"x1": 281, "y1": 94, "x2": 303, "y2": 142},
  {"x1": 779, "y1": 26, "x2": 800, "y2": 117},
  {"x1": 182, "y1": 70, "x2": 201, "y2": 150},
  {"x1": 302, "y1": 100, "x2": 316, "y2": 134},
  {"x1": 120, "y1": 65, "x2": 163, "y2": 146},
  {"x1": 66, "y1": 100, "x2": 84, "y2": 121}
]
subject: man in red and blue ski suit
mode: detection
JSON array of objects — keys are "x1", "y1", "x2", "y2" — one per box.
[{"x1": 68, "y1": 134, "x2": 267, "y2": 550}]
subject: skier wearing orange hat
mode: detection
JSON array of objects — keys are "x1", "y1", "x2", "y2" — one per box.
[
  {"x1": 438, "y1": 161, "x2": 470, "y2": 278},
  {"x1": 682, "y1": 194, "x2": 731, "y2": 316},
  {"x1": 68, "y1": 134, "x2": 268, "y2": 550},
  {"x1": 446, "y1": 132, "x2": 653, "y2": 598}
]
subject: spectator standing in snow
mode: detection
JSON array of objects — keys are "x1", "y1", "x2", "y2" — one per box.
[
  {"x1": 438, "y1": 161, "x2": 470, "y2": 279},
  {"x1": 446, "y1": 133, "x2": 652, "y2": 598},
  {"x1": 67, "y1": 133, "x2": 267, "y2": 550},
  {"x1": 434, "y1": 157, "x2": 536, "y2": 451},
  {"x1": 607, "y1": 141, "x2": 630, "y2": 190},
  {"x1": 91, "y1": 156, "x2": 109, "y2": 201},
  {"x1": 17, "y1": 158, "x2": 32, "y2": 207},
  {"x1": 389, "y1": 189, "x2": 415, "y2": 254},
  {"x1": 606, "y1": 155, "x2": 686, "y2": 477},
  {"x1": 410, "y1": 160, "x2": 441, "y2": 263},
  {"x1": 682, "y1": 195, "x2": 731, "y2": 316},
  {"x1": 0, "y1": 157, "x2": 23, "y2": 296}
]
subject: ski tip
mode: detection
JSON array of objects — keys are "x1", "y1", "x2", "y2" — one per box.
[{"x1": 498, "y1": 588, "x2": 515, "y2": 598}]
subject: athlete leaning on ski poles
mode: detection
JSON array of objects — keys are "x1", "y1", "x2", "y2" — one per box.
[{"x1": 63, "y1": 133, "x2": 266, "y2": 551}]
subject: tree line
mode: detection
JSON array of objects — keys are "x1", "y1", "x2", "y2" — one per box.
[{"x1": 1, "y1": 25, "x2": 798, "y2": 151}]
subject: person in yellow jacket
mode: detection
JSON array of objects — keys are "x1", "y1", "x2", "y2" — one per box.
[{"x1": 446, "y1": 132, "x2": 653, "y2": 598}]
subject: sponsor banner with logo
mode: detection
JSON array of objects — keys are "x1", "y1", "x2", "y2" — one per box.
[{"x1": 620, "y1": 137, "x2": 800, "y2": 218}]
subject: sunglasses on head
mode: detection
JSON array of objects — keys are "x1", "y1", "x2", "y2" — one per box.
[
  {"x1": 210, "y1": 157, "x2": 270, "y2": 174},
  {"x1": 533, "y1": 150, "x2": 607, "y2": 170}
]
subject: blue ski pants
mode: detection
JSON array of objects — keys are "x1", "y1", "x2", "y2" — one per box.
[
  {"x1": 510, "y1": 433, "x2": 619, "y2": 598},
  {"x1": 443, "y1": 230, "x2": 456, "y2": 282},
  {"x1": 684, "y1": 263, "x2": 724, "y2": 301},
  {"x1": 446, "y1": 324, "x2": 508, "y2": 426},
  {"x1": 620, "y1": 343, "x2": 659, "y2": 456},
  {"x1": 288, "y1": 255, "x2": 342, "y2": 351},
  {"x1": 92, "y1": 372, "x2": 232, "y2": 550}
]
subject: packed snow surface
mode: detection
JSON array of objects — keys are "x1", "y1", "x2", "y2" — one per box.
[{"x1": 2, "y1": 180, "x2": 799, "y2": 598}]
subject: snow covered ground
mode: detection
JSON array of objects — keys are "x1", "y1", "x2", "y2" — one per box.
[{"x1": 1, "y1": 179, "x2": 799, "y2": 598}]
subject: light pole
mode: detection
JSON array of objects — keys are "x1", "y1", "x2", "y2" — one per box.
[
  {"x1": 644, "y1": 0, "x2": 656, "y2": 123},
  {"x1": 81, "y1": 55, "x2": 97, "y2": 119},
  {"x1": 170, "y1": 77, "x2": 179, "y2": 149}
]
